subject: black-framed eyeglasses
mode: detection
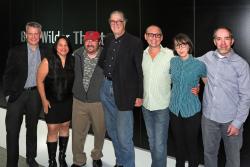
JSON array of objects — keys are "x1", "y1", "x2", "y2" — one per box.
[
  {"x1": 109, "y1": 20, "x2": 124, "y2": 25},
  {"x1": 175, "y1": 43, "x2": 188, "y2": 49},
  {"x1": 146, "y1": 33, "x2": 162, "y2": 38}
]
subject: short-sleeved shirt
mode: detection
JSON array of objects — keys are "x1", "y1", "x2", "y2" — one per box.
[
  {"x1": 169, "y1": 55, "x2": 207, "y2": 117},
  {"x1": 142, "y1": 46, "x2": 174, "y2": 111}
]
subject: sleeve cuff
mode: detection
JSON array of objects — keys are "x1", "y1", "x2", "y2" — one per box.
[{"x1": 231, "y1": 120, "x2": 243, "y2": 129}]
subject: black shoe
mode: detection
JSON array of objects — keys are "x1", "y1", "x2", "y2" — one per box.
[
  {"x1": 47, "y1": 141, "x2": 58, "y2": 167},
  {"x1": 93, "y1": 159, "x2": 102, "y2": 167},
  {"x1": 26, "y1": 158, "x2": 39, "y2": 167},
  {"x1": 59, "y1": 136, "x2": 69, "y2": 167},
  {"x1": 114, "y1": 165, "x2": 123, "y2": 167},
  {"x1": 71, "y1": 163, "x2": 86, "y2": 167}
]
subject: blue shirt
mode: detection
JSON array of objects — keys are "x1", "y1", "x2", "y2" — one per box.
[
  {"x1": 198, "y1": 50, "x2": 250, "y2": 128},
  {"x1": 169, "y1": 55, "x2": 207, "y2": 117},
  {"x1": 24, "y1": 44, "x2": 41, "y2": 88}
]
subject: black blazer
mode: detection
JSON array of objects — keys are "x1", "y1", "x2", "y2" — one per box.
[
  {"x1": 99, "y1": 32, "x2": 143, "y2": 111},
  {"x1": 3, "y1": 43, "x2": 48, "y2": 102}
]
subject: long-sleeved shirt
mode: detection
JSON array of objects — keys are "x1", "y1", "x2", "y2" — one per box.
[
  {"x1": 24, "y1": 43, "x2": 41, "y2": 88},
  {"x1": 169, "y1": 55, "x2": 207, "y2": 117},
  {"x1": 198, "y1": 50, "x2": 250, "y2": 128},
  {"x1": 142, "y1": 46, "x2": 174, "y2": 111}
]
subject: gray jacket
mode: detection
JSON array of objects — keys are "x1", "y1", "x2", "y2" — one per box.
[{"x1": 72, "y1": 47, "x2": 104, "y2": 102}]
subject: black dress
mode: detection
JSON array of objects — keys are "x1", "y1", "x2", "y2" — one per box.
[{"x1": 44, "y1": 54, "x2": 74, "y2": 123}]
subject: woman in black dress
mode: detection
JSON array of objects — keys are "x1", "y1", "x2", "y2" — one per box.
[{"x1": 37, "y1": 36, "x2": 74, "y2": 167}]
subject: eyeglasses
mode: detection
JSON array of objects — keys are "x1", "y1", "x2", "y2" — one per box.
[
  {"x1": 175, "y1": 43, "x2": 188, "y2": 49},
  {"x1": 109, "y1": 20, "x2": 124, "y2": 25},
  {"x1": 146, "y1": 33, "x2": 162, "y2": 38}
]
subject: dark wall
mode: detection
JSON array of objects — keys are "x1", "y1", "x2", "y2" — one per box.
[
  {"x1": 0, "y1": 0, "x2": 9, "y2": 79},
  {"x1": 1, "y1": 0, "x2": 250, "y2": 166},
  {"x1": 195, "y1": 0, "x2": 250, "y2": 62}
]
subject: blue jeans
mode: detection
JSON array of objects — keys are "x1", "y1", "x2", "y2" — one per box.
[
  {"x1": 100, "y1": 79, "x2": 135, "y2": 167},
  {"x1": 142, "y1": 106, "x2": 170, "y2": 167},
  {"x1": 201, "y1": 115, "x2": 243, "y2": 167}
]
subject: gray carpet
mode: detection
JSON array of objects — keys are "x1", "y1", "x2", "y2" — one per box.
[{"x1": 0, "y1": 147, "x2": 44, "y2": 167}]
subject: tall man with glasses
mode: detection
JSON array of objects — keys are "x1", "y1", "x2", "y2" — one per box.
[
  {"x1": 142, "y1": 25, "x2": 174, "y2": 167},
  {"x1": 99, "y1": 10, "x2": 143, "y2": 167},
  {"x1": 198, "y1": 27, "x2": 250, "y2": 167},
  {"x1": 3, "y1": 21, "x2": 48, "y2": 167}
]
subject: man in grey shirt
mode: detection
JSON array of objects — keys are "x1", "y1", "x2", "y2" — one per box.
[{"x1": 199, "y1": 26, "x2": 250, "y2": 167}]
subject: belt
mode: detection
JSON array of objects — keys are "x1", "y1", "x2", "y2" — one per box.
[
  {"x1": 104, "y1": 76, "x2": 112, "y2": 81},
  {"x1": 23, "y1": 86, "x2": 37, "y2": 91}
]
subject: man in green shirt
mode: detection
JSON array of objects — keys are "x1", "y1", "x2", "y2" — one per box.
[{"x1": 142, "y1": 25, "x2": 174, "y2": 167}]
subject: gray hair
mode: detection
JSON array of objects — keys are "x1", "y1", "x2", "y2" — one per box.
[
  {"x1": 109, "y1": 10, "x2": 127, "y2": 23},
  {"x1": 25, "y1": 21, "x2": 42, "y2": 32}
]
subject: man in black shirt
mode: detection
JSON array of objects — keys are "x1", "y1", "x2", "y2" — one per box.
[{"x1": 99, "y1": 10, "x2": 143, "y2": 167}]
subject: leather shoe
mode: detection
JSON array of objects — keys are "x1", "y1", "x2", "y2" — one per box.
[
  {"x1": 26, "y1": 158, "x2": 39, "y2": 167},
  {"x1": 71, "y1": 163, "x2": 86, "y2": 167},
  {"x1": 114, "y1": 165, "x2": 123, "y2": 167},
  {"x1": 93, "y1": 159, "x2": 102, "y2": 167}
]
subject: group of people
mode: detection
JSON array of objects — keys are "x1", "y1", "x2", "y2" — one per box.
[
  {"x1": 3, "y1": 9, "x2": 250, "y2": 167},
  {"x1": 4, "y1": 22, "x2": 105, "y2": 167}
]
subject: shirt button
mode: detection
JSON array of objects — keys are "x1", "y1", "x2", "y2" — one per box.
[{"x1": 113, "y1": 49, "x2": 115, "y2": 51}]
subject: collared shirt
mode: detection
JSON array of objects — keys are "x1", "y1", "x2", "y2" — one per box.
[
  {"x1": 103, "y1": 33, "x2": 125, "y2": 78},
  {"x1": 198, "y1": 50, "x2": 250, "y2": 128},
  {"x1": 82, "y1": 51, "x2": 99, "y2": 91},
  {"x1": 142, "y1": 46, "x2": 174, "y2": 111},
  {"x1": 169, "y1": 55, "x2": 207, "y2": 117},
  {"x1": 24, "y1": 44, "x2": 41, "y2": 88}
]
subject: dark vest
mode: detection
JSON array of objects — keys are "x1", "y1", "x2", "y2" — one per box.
[
  {"x1": 72, "y1": 47, "x2": 104, "y2": 102},
  {"x1": 45, "y1": 54, "x2": 74, "y2": 102}
]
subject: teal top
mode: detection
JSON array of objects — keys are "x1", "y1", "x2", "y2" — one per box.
[{"x1": 169, "y1": 55, "x2": 207, "y2": 117}]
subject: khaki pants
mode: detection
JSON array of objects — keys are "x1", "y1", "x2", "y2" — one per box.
[{"x1": 72, "y1": 98, "x2": 106, "y2": 165}]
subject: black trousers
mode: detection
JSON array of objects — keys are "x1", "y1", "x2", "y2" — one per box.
[
  {"x1": 170, "y1": 112, "x2": 201, "y2": 167},
  {"x1": 5, "y1": 89, "x2": 42, "y2": 167}
]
